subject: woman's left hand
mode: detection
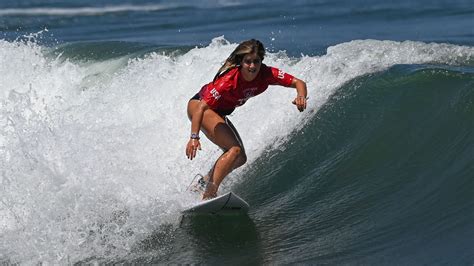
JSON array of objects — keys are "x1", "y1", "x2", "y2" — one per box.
[
  {"x1": 290, "y1": 77, "x2": 308, "y2": 112},
  {"x1": 292, "y1": 96, "x2": 307, "y2": 112}
]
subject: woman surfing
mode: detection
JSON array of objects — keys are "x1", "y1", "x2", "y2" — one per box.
[{"x1": 186, "y1": 39, "x2": 308, "y2": 200}]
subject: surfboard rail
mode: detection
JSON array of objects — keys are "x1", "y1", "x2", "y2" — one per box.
[{"x1": 183, "y1": 192, "x2": 249, "y2": 214}]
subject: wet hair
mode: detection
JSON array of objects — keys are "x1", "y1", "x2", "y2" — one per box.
[{"x1": 213, "y1": 39, "x2": 265, "y2": 82}]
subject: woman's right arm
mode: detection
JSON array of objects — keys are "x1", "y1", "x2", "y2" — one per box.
[{"x1": 186, "y1": 100, "x2": 209, "y2": 160}]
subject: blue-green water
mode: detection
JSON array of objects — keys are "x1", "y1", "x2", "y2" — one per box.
[{"x1": 0, "y1": 0, "x2": 473, "y2": 264}]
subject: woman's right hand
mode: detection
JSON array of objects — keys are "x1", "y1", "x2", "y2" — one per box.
[{"x1": 186, "y1": 138, "x2": 201, "y2": 160}]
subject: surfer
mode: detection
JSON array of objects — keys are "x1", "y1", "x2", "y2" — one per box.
[{"x1": 186, "y1": 39, "x2": 307, "y2": 200}]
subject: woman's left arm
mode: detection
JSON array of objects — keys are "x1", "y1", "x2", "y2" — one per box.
[{"x1": 290, "y1": 77, "x2": 308, "y2": 112}]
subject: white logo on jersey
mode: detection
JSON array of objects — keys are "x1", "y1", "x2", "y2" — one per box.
[
  {"x1": 237, "y1": 87, "x2": 257, "y2": 105},
  {"x1": 278, "y1": 69, "x2": 285, "y2": 79},
  {"x1": 210, "y1": 88, "x2": 221, "y2": 100}
]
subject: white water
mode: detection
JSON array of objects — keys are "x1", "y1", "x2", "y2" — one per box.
[
  {"x1": 0, "y1": 36, "x2": 472, "y2": 263},
  {"x1": 0, "y1": 1, "x2": 242, "y2": 17},
  {"x1": 0, "y1": 4, "x2": 168, "y2": 16}
]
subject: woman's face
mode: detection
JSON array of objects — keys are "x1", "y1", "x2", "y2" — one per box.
[{"x1": 240, "y1": 52, "x2": 262, "y2": 81}]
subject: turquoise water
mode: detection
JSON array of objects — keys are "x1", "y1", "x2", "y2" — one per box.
[{"x1": 0, "y1": 0, "x2": 473, "y2": 264}]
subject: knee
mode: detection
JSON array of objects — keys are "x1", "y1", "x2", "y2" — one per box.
[
  {"x1": 228, "y1": 146, "x2": 247, "y2": 165},
  {"x1": 228, "y1": 146, "x2": 242, "y2": 158}
]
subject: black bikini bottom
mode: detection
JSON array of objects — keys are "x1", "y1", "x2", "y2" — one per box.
[{"x1": 190, "y1": 93, "x2": 234, "y2": 117}]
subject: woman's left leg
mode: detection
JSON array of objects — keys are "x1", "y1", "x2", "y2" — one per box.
[
  {"x1": 202, "y1": 117, "x2": 247, "y2": 199},
  {"x1": 204, "y1": 116, "x2": 246, "y2": 181}
]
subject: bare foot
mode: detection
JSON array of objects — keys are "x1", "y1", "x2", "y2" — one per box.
[{"x1": 202, "y1": 182, "x2": 218, "y2": 200}]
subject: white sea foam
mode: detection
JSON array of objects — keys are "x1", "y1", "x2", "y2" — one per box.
[
  {"x1": 0, "y1": 1, "x2": 243, "y2": 17},
  {"x1": 0, "y1": 36, "x2": 472, "y2": 263},
  {"x1": 0, "y1": 4, "x2": 168, "y2": 16}
]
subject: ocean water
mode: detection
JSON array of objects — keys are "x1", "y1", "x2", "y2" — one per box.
[{"x1": 1, "y1": 0, "x2": 473, "y2": 264}]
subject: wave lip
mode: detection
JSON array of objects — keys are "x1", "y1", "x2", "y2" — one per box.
[{"x1": 0, "y1": 4, "x2": 169, "y2": 16}]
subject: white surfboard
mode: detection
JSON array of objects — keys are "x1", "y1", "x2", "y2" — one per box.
[{"x1": 183, "y1": 192, "x2": 249, "y2": 214}]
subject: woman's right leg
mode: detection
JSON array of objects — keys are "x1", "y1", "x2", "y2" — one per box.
[{"x1": 187, "y1": 100, "x2": 247, "y2": 199}]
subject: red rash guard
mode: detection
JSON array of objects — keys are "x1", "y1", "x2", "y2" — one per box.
[{"x1": 199, "y1": 64, "x2": 294, "y2": 115}]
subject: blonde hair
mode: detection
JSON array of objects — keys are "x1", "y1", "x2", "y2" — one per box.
[{"x1": 213, "y1": 39, "x2": 265, "y2": 82}]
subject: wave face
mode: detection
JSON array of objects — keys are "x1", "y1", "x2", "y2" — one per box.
[
  {"x1": 0, "y1": 37, "x2": 473, "y2": 264},
  {"x1": 244, "y1": 65, "x2": 474, "y2": 265}
]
